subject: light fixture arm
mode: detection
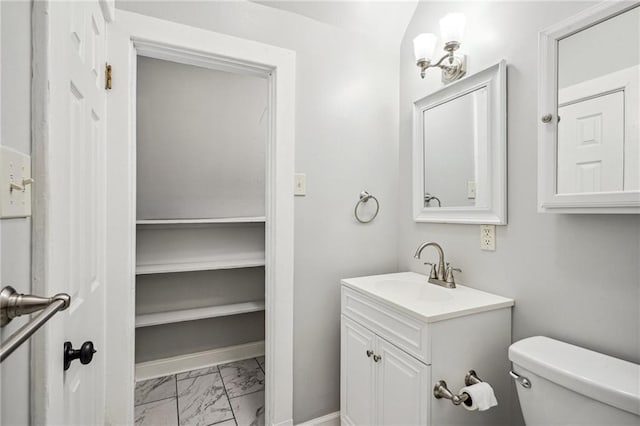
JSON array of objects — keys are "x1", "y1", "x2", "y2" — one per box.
[
  {"x1": 433, "y1": 51, "x2": 455, "y2": 68},
  {"x1": 417, "y1": 51, "x2": 453, "y2": 75},
  {"x1": 417, "y1": 50, "x2": 467, "y2": 82}
]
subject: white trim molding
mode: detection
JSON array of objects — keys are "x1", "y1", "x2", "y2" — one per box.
[
  {"x1": 538, "y1": 1, "x2": 640, "y2": 213},
  {"x1": 106, "y1": 11, "x2": 295, "y2": 426},
  {"x1": 135, "y1": 341, "x2": 265, "y2": 382},
  {"x1": 295, "y1": 412, "x2": 340, "y2": 426},
  {"x1": 413, "y1": 60, "x2": 507, "y2": 224}
]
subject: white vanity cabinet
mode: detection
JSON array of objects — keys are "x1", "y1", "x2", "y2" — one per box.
[
  {"x1": 340, "y1": 272, "x2": 514, "y2": 426},
  {"x1": 341, "y1": 317, "x2": 430, "y2": 426},
  {"x1": 341, "y1": 317, "x2": 376, "y2": 426}
]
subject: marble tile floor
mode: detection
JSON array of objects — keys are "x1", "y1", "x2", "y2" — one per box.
[{"x1": 135, "y1": 356, "x2": 265, "y2": 426}]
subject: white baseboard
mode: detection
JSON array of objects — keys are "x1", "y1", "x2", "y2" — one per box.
[
  {"x1": 295, "y1": 411, "x2": 340, "y2": 426},
  {"x1": 135, "y1": 340, "x2": 265, "y2": 381},
  {"x1": 272, "y1": 420, "x2": 294, "y2": 426}
]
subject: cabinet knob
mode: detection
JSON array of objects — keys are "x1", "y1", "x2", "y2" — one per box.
[
  {"x1": 541, "y1": 113, "x2": 553, "y2": 123},
  {"x1": 373, "y1": 354, "x2": 382, "y2": 362},
  {"x1": 366, "y1": 350, "x2": 374, "y2": 358}
]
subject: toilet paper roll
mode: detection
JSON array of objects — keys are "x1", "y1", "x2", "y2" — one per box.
[{"x1": 460, "y1": 382, "x2": 498, "y2": 411}]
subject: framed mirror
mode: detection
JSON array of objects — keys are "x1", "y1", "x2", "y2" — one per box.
[
  {"x1": 413, "y1": 61, "x2": 507, "y2": 224},
  {"x1": 538, "y1": 2, "x2": 640, "y2": 213}
]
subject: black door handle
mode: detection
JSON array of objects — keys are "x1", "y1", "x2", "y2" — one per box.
[{"x1": 64, "y1": 341, "x2": 96, "y2": 371}]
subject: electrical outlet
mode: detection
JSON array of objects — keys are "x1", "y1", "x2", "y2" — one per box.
[
  {"x1": 480, "y1": 224, "x2": 496, "y2": 251},
  {"x1": 294, "y1": 173, "x2": 306, "y2": 196}
]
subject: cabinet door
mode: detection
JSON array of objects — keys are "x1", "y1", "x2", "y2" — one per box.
[
  {"x1": 376, "y1": 338, "x2": 430, "y2": 426},
  {"x1": 341, "y1": 316, "x2": 376, "y2": 426}
]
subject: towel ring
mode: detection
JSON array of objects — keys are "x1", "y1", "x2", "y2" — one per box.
[{"x1": 354, "y1": 191, "x2": 379, "y2": 223}]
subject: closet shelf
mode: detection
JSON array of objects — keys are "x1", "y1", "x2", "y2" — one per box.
[
  {"x1": 136, "y1": 256, "x2": 266, "y2": 275},
  {"x1": 135, "y1": 300, "x2": 266, "y2": 328},
  {"x1": 136, "y1": 217, "x2": 266, "y2": 225}
]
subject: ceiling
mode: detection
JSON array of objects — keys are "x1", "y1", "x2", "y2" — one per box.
[{"x1": 252, "y1": 0, "x2": 418, "y2": 47}]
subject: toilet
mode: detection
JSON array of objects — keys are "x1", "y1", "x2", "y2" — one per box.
[{"x1": 509, "y1": 336, "x2": 640, "y2": 425}]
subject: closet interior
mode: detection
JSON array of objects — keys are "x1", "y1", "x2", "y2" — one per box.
[{"x1": 134, "y1": 56, "x2": 268, "y2": 377}]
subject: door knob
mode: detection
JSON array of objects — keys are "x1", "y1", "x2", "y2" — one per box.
[{"x1": 64, "y1": 341, "x2": 96, "y2": 371}]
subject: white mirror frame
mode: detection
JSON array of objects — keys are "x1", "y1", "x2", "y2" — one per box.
[
  {"x1": 538, "y1": 1, "x2": 640, "y2": 214},
  {"x1": 413, "y1": 60, "x2": 507, "y2": 224}
]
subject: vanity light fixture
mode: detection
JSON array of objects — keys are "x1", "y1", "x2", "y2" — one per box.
[{"x1": 413, "y1": 13, "x2": 467, "y2": 83}]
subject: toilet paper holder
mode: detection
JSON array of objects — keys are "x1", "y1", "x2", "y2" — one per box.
[{"x1": 433, "y1": 369, "x2": 482, "y2": 406}]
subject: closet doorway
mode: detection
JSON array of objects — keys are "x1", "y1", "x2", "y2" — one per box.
[
  {"x1": 106, "y1": 11, "x2": 295, "y2": 426},
  {"x1": 134, "y1": 56, "x2": 268, "y2": 425}
]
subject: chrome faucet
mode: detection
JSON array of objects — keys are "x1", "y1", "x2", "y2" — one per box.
[{"x1": 413, "y1": 242, "x2": 461, "y2": 288}]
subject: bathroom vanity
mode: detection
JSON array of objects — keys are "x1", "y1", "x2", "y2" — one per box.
[{"x1": 340, "y1": 272, "x2": 514, "y2": 425}]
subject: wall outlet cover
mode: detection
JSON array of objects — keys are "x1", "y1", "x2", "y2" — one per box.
[{"x1": 480, "y1": 224, "x2": 496, "y2": 251}]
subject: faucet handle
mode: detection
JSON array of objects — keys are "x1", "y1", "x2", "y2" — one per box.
[
  {"x1": 445, "y1": 263, "x2": 462, "y2": 284},
  {"x1": 424, "y1": 262, "x2": 438, "y2": 280},
  {"x1": 446, "y1": 262, "x2": 462, "y2": 272}
]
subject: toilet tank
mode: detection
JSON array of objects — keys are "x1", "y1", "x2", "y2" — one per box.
[{"x1": 509, "y1": 336, "x2": 640, "y2": 426}]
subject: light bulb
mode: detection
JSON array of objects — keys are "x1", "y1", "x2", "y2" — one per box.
[
  {"x1": 413, "y1": 33, "x2": 438, "y2": 63},
  {"x1": 440, "y1": 13, "x2": 466, "y2": 46}
]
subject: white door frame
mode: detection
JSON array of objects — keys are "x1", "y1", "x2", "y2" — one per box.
[{"x1": 105, "y1": 10, "x2": 295, "y2": 426}]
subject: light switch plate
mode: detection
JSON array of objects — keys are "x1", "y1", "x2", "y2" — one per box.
[
  {"x1": 467, "y1": 180, "x2": 476, "y2": 199},
  {"x1": 294, "y1": 173, "x2": 306, "y2": 196},
  {"x1": 0, "y1": 146, "x2": 32, "y2": 218},
  {"x1": 480, "y1": 224, "x2": 496, "y2": 251}
]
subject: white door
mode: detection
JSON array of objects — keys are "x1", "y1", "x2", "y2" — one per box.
[
  {"x1": 376, "y1": 338, "x2": 430, "y2": 426},
  {"x1": 341, "y1": 316, "x2": 376, "y2": 426},
  {"x1": 557, "y1": 91, "x2": 625, "y2": 194},
  {"x1": 32, "y1": 1, "x2": 108, "y2": 424}
]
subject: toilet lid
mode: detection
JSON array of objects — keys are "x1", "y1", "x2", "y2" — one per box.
[{"x1": 509, "y1": 336, "x2": 640, "y2": 416}]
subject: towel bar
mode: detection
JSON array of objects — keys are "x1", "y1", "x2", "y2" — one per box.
[{"x1": 0, "y1": 286, "x2": 71, "y2": 362}]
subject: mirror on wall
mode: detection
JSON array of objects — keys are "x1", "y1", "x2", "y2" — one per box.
[
  {"x1": 423, "y1": 87, "x2": 487, "y2": 209},
  {"x1": 538, "y1": 3, "x2": 640, "y2": 213},
  {"x1": 413, "y1": 61, "x2": 507, "y2": 224}
]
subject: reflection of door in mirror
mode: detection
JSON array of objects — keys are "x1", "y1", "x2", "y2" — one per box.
[
  {"x1": 557, "y1": 6, "x2": 639, "y2": 194},
  {"x1": 423, "y1": 87, "x2": 487, "y2": 207}
]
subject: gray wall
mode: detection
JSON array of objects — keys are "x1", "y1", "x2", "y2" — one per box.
[
  {"x1": 0, "y1": 1, "x2": 32, "y2": 425},
  {"x1": 400, "y1": 1, "x2": 639, "y2": 423},
  {"x1": 136, "y1": 56, "x2": 268, "y2": 219},
  {"x1": 117, "y1": 1, "x2": 400, "y2": 422}
]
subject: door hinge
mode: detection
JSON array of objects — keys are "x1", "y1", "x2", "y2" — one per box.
[{"x1": 105, "y1": 63, "x2": 112, "y2": 90}]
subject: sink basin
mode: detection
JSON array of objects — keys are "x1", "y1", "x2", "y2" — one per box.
[
  {"x1": 342, "y1": 272, "x2": 514, "y2": 323},
  {"x1": 373, "y1": 280, "x2": 453, "y2": 303}
]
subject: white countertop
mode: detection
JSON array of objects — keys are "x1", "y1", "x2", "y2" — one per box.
[{"x1": 341, "y1": 271, "x2": 514, "y2": 323}]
